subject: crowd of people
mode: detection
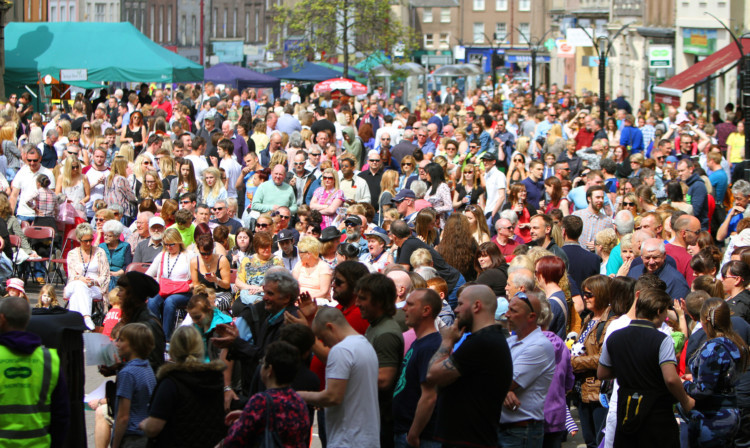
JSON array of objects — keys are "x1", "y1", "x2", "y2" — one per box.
[{"x1": 0, "y1": 78, "x2": 749, "y2": 448}]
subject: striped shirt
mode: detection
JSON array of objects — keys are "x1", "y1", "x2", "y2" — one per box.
[{"x1": 572, "y1": 207, "x2": 614, "y2": 248}]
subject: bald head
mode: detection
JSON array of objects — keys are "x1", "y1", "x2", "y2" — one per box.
[
  {"x1": 387, "y1": 270, "x2": 413, "y2": 299},
  {"x1": 461, "y1": 284, "x2": 497, "y2": 315},
  {"x1": 312, "y1": 306, "x2": 349, "y2": 332},
  {"x1": 632, "y1": 229, "x2": 656, "y2": 255},
  {"x1": 0, "y1": 296, "x2": 31, "y2": 331}
]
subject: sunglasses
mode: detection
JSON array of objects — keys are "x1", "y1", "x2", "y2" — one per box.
[
  {"x1": 278, "y1": 215, "x2": 290, "y2": 220},
  {"x1": 83, "y1": 127, "x2": 91, "y2": 130},
  {"x1": 72, "y1": 165, "x2": 80, "y2": 169},
  {"x1": 80, "y1": 238, "x2": 93, "y2": 243},
  {"x1": 402, "y1": 163, "x2": 413, "y2": 167},
  {"x1": 27, "y1": 159, "x2": 39, "y2": 163},
  {"x1": 96, "y1": 218, "x2": 106, "y2": 222},
  {"x1": 323, "y1": 176, "x2": 334, "y2": 180},
  {"x1": 199, "y1": 251, "x2": 212, "y2": 257},
  {"x1": 345, "y1": 222, "x2": 359, "y2": 227},
  {"x1": 256, "y1": 223, "x2": 269, "y2": 228},
  {"x1": 583, "y1": 291, "x2": 594, "y2": 298},
  {"x1": 369, "y1": 159, "x2": 380, "y2": 163},
  {"x1": 310, "y1": 152, "x2": 321, "y2": 156},
  {"x1": 180, "y1": 200, "x2": 192, "y2": 204},
  {"x1": 212, "y1": 207, "x2": 225, "y2": 211},
  {"x1": 469, "y1": 145, "x2": 478, "y2": 149},
  {"x1": 69, "y1": 139, "x2": 80, "y2": 143},
  {"x1": 623, "y1": 202, "x2": 636, "y2": 207},
  {"x1": 164, "y1": 243, "x2": 177, "y2": 247},
  {"x1": 143, "y1": 161, "x2": 153, "y2": 165},
  {"x1": 515, "y1": 292, "x2": 534, "y2": 312},
  {"x1": 294, "y1": 162, "x2": 305, "y2": 165}
]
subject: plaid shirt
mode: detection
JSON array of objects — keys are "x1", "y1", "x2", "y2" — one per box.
[
  {"x1": 27, "y1": 188, "x2": 57, "y2": 217},
  {"x1": 572, "y1": 207, "x2": 614, "y2": 248},
  {"x1": 639, "y1": 124, "x2": 656, "y2": 148}
]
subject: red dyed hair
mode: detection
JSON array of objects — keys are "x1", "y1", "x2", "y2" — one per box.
[{"x1": 535, "y1": 255, "x2": 566, "y2": 284}]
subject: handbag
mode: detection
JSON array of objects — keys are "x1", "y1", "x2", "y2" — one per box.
[
  {"x1": 158, "y1": 252, "x2": 190, "y2": 297},
  {"x1": 57, "y1": 200, "x2": 76, "y2": 225},
  {"x1": 259, "y1": 392, "x2": 284, "y2": 448}
]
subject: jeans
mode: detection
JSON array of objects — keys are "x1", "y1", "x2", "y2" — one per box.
[
  {"x1": 393, "y1": 433, "x2": 442, "y2": 448},
  {"x1": 578, "y1": 401, "x2": 607, "y2": 448},
  {"x1": 497, "y1": 420, "x2": 545, "y2": 448},
  {"x1": 447, "y1": 273, "x2": 466, "y2": 309},
  {"x1": 148, "y1": 292, "x2": 192, "y2": 340},
  {"x1": 543, "y1": 430, "x2": 565, "y2": 448}
]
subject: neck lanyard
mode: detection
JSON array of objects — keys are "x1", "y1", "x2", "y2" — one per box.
[{"x1": 80, "y1": 246, "x2": 93, "y2": 277}]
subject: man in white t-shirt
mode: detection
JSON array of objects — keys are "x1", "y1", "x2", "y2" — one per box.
[
  {"x1": 217, "y1": 139, "x2": 241, "y2": 199},
  {"x1": 83, "y1": 147, "x2": 111, "y2": 219},
  {"x1": 481, "y1": 152, "x2": 507, "y2": 222},
  {"x1": 10, "y1": 147, "x2": 56, "y2": 222},
  {"x1": 299, "y1": 307, "x2": 380, "y2": 448},
  {"x1": 185, "y1": 136, "x2": 209, "y2": 184}
]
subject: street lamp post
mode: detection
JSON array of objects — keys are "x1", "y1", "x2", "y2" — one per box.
[
  {"x1": 579, "y1": 24, "x2": 630, "y2": 125},
  {"x1": 481, "y1": 33, "x2": 498, "y2": 96},
  {"x1": 516, "y1": 27, "x2": 554, "y2": 100}
]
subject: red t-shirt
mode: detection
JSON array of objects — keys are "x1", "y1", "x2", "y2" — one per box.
[
  {"x1": 102, "y1": 307, "x2": 122, "y2": 339},
  {"x1": 493, "y1": 236, "x2": 519, "y2": 256},
  {"x1": 310, "y1": 303, "x2": 369, "y2": 389}
]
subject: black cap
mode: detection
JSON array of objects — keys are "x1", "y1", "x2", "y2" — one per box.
[
  {"x1": 344, "y1": 215, "x2": 362, "y2": 226},
  {"x1": 319, "y1": 226, "x2": 342, "y2": 242},
  {"x1": 277, "y1": 229, "x2": 295, "y2": 241}
]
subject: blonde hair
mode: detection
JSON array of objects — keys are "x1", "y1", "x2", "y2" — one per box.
[
  {"x1": 595, "y1": 228, "x2": 618, "y2": 255},
  {"x1": 269, "y1": 150, "x2": 288, "y2": 169},
  {"x1": 108, "y1": 287, "x2": 122, "y2": 306},
  {"x1": 166, "y1": 326, "x2": 205, "y2": 364},
  {"x1": 321, "y1": 167, "x2": 339, "y2": 190},
  {"x1": 35, "y1": 285, "x2": 59, "y2": 308},
  {"x1": 139, "y1": 169, "x2": 164, "y2": 201},
  {"x1": 297, "y1": 235, "x2": 322, "y2": 257},
  {"x1": 380, "y1": 170, "x2": 399, "y2": 197},
  {"x1": 118, "y1": 143, "x2": 135, "y2": 163},
  {"x1": 61, "y1": 154, "x2": 82, "y2": 188},
  {"x1": 107, "y1": 156, "x2": 129, "y2": 187},
  {"x1": 163, "y1": 228, "x2": 186, "y2": 252},
  {"x1": 410, "y1": 248, "x2": 433, "y2": 268},
  {"x1": 202, "y1": 167, "x2": 224, "y2": 201}
]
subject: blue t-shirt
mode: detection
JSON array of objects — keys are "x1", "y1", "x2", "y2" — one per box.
[
  {"x1": 116, "y1": 358, "x2": 157, "y2": 435},
  {"x1": 709, "y1": 169, "x2": 729, "y2": 204}
]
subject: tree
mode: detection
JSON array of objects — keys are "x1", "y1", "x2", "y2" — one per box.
[{"x1": 273, "y1": 0, "x2": 416, "y2": 79}]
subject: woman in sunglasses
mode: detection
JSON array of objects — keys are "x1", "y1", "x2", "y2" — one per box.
[
  {"x1": 506, "y1": 153, "x2": 528, "y2": 185},
  {"x1": 105, "y1": 156, "x2": 138, "y2": 226},
  {"x1": 190, "y1": 232, "x2": 233, "y2": 312},
  {"x1": 79, "y1": 121, "x2": 96, "y2": 153},
  {"x1": 453, "y1": 164, "x2": 486, "y2": 212},
  {"x1": 55, "y1": 154, "x2": 91, "y2": 218},
  {"x1": 65, "y1": 222, "x2": 110, "y2": 330},
  {"x1": 121, "y1": 110, "x2": 147, "y2": 153},
  {"x1": 571, "y1": 275, "x2": 614, "y2": 448}
]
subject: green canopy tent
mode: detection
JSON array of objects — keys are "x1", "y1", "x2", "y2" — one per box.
[{"x1": 4, "y1": 22, "x2": 203, "y2": 90}]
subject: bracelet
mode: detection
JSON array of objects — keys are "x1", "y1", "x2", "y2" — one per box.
[{"x1": 224, "y1": 386, "x2": 233, "y2": 392}]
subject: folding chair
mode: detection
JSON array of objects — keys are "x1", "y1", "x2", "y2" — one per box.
[
  {"x1": 49, "y1": 228, "x2": 78, "y2": 286},
  {"x1": 8, "y1": 235, "x2": 22, "y2": 277},
  {"x1": 23, "y1": 226, "x2": 55, "y2": 284}
]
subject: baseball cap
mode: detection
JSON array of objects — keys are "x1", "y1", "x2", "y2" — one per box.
[
  {"x1": 205, "y1": 111, "x2": 216, "y2": 121},
  {"x1": 149, "y1": 217, "x2": 166, "y2": 228},
  {"x1": 277, "y1": 229, "x2": 295, "y2": 241},
  {"x1": 480, "y1": 152, "x2": 497, "y2": 160},
  {"x1": 365, "y1": 226, "x2": 390, "y2": 245},
  {"x1": 665, "y1": 155, "x2": 679, "y2": 163},
  {"x1": 392, "y1": 189, "x2": 416, "y2": 203},
  {"x1": 319, "y1": 226, "x2": 342, "y2": 242},
  {"x1": 344, "y1": 215, "x2": 363, "y2": 226}
]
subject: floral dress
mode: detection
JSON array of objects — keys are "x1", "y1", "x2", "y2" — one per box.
[
  {"x1": 312, "y1": 187, "x2": 345, "y2": 228},
  {"x1": 237, "y1": 254, "x2": 283, "y2": 304}
]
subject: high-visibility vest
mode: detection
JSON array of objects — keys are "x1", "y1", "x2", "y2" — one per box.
[{"x1": 0, "y1": 344, "x2": 61, "y2": 448}]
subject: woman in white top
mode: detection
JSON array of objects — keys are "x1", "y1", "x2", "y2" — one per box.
[
  {"x1": 64, "y1": 223, "x2": 110, "y2": 330},
  {"x1": 147, "y1": 228, "x2": 193, "y2": 341}
]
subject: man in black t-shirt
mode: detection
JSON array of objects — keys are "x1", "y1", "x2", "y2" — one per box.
[
  {"x1": 393, "y1": 289, "x2": 443, "y2": 447},
  {"x1": 427, "y1": 284, "x2": 513, "y2": 448}
]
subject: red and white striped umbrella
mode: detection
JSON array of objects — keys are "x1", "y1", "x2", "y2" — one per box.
[{"x1": 313, "y1": 78, "x2": 368, "y2": 96}]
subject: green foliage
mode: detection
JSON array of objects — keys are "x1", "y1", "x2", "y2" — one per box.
[{"x1": 272, "y1": 0, "x2": 417, "y2": 77}]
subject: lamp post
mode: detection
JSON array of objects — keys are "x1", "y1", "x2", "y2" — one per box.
[
  {"x1": 704, "y1": 13, "x2": 750, "y2": 159},
  {"x1": 579, "y1": 24, "x2": 630, "y2": 125},
  {"x1": 515, "y1": 27, "x2": 554, "y2": 100},
  {"x1": 481, "y1": 33, "x2": 498, "y2": 96}
]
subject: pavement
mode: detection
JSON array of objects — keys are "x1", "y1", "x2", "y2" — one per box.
[{"x1": 25, "y1": 280, "x2": 587, "y2": 448}]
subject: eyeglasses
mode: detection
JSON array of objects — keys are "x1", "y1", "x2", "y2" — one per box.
[
  {"x1": 164, "y1": 243, "x2": 177, "y2": 247},
  {"x1": 402, "y1": 163, "x2": 413, "y2": 167},
  {"x1": 683, "y1": 228, "x2": 701, "y2": 235},
  {"x1": 72, "y1": 165, "x2": 80, "y2": 169},
  {"x1": 96, "y1": 218, "x2": 105, "y2": 222},
  {"x1": 67, "y1": 151, "x2": 79, "y2": 155},
  {"x1": 446, "y1": 147, "x2": 457, "y2": 151},
  {"x1": 256, "y1": 223, "x2": 269, "y2": 228},
  {"x1": 513, "y1": 158, "x2": 522, "y2": 162},
  {"x1": 278, "y1": 215, "x2": 290, "y2": 220},
  {"x1": 80, "y1": 238, "x2": 93, "y2": 243},
  {"x1": 656, "y1": 156, "x2": 665, "y2": 161},
  {"x1": 294, "y1": 162, "x2": 305, "y2": 165},
  {"x1": 212, "y1": 207, "x2": 225, "y2": 211},
  {"x1": 69, "y1": 139, "x2": 80, "y2": 143},
  {"x1": 464, "y1": 171, "x2": 474, "y2": 175},
  {"x1": 623, "y1": 202, "x2": 636, "y2": 207},
  {"x1": 369, "y1": 159, "x2": 380, "y2": 163},
  {"x1": 83, "y1": 127, "x2": 91, "y2": 130},
  {"x1": 345, "y1": 222, "x2": 359, "y2": 227}
]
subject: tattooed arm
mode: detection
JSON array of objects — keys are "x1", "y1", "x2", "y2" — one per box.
[{"x1": 426, "y1": 321, "x2": 464, "y2": 387}]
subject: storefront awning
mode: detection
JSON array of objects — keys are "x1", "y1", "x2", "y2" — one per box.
[{"x1": 653, "y1": 38, "x2": 750, "y2": 105}]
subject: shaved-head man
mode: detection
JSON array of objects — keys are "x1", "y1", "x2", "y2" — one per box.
[{"x1": 427, "y1": 284, "x2": 513, "y2": 447}]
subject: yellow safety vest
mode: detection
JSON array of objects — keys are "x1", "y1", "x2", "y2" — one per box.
[{"x1": 0, "y1": 344, "x2": 60, "y2": 448}]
